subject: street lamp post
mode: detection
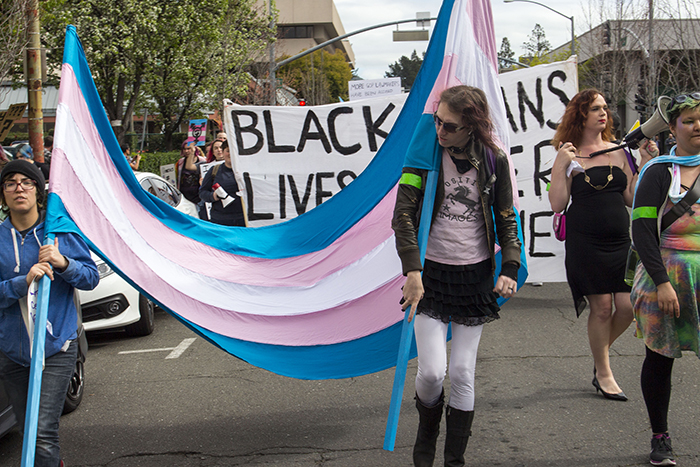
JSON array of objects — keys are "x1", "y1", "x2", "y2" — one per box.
[{"x1": 503, "y1": 0, "x2": 575, "y2": 59}]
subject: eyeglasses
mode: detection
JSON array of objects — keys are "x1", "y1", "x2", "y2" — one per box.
[
  {"x1": 433, "y1": 113, "x2": 465, "y2": 134},
  {"x1": 2, "y1": 179, "x2": 37, "y2": 192}
]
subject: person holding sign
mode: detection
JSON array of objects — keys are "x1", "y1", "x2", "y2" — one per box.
[
  {"x1": 549, "y1": 89, "x2": 657, "y2": 402},
  {"x1": 0, "y1": 160, "x2": 98, "y2": 466},
  {"x1": 630, "y1": 93, "x2": 700, "y2": 466},
  {"x1": 176, "y1": 140, "x2": 206, "y2": 206},
  {"x1": 392, "y1": 86, "x2": 521, "y2": 467},
  {"x1": 199, "y1": 140, "x2": 245, "y2": 227}
]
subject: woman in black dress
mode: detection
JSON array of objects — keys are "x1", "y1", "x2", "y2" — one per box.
[{"x1": 549, "y1": 89, "x2": 657, "y2": 400}]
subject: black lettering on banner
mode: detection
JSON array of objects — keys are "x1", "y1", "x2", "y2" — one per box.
[
  {"x1": 510, "y1": 145, "x2": 525, "y2": 197},
  {"x1": 243, "y1": 172, "x2": 274, "y2": 220},
  {"x1": 363, "y1": 103, "x2": 395, "y2": 152},
  {"x1": 263, "y1": 110, "x2": 294, "y2": 153},
  {"x1": 529, "y1": 211, "x2": 556, "y2": 257},
  {"x1": 279, "y1": 174, "x2": 286, "y2": 219},
  {"x1": 316, "y1": 172, "x2": 334, "y2": 205},
  {"x1": 501, "y1": 87, "x2": 518, "y2": 133},
  {"x1": 297, "y1": 111, "x2": 332, "y2": 153},
  {"x1": 547, "y1": 70, "x2": 570, "y2": 131},
  {"x1": 533, "y1": 138, "x2": 554, "y2": 197},
  {"x1": 288, "y1": 174, "x2": 314, "y2": 215},
  {"x1": 231, "y1": 110, "x2": 264, "y2": 155},
  {"x1": 328, "y1": 107, "x2": 362, "y2": 155},
  {"x1": 337, "y1": 170, "x2": 357, "y2": 189},
  {"x1": 517, "y1": 79, "x2": 545, "y2": 131}
]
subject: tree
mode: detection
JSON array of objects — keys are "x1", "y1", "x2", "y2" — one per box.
[
  {"x1": 385, "y1": 50, "x2": 423, "y2": 91},
  {"x1": 521, "y1": 23, "x2": 551, "y2": 65},
  {"x1": 499, "y1": 37, "x2": 515, "y2": 69},
  {"x1": 277, "y1": 49, "x2": 353, "y2": 105},
  {"x1": 41, "y1": 0, "x2": 273, "y2": 149},
  {"x1": 0, "y1": 0, "x2": 31, "y2": 85}
]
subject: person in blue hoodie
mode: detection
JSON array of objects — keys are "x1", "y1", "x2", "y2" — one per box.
[{"x1": 0, "y1": 160, "x2": 98, "y2": 466}]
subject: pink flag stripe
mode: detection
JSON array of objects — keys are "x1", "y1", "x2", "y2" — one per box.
[{"x1": 54, "y1": 65, "x2": 397, "y2": 288}]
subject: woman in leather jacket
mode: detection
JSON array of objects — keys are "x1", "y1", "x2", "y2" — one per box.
[{"x1": 392, "y1": 85, "x2": 521, "y2": 467}]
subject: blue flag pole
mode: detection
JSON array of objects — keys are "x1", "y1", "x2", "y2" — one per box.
[
  {"x1": 383, "y1": 169, "x2": 439, "y2": 451},
  {"x1": 21, "y1": 233, "x2": 55, "y2": 467}
]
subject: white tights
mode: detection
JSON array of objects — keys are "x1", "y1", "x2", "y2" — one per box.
[{"x1": 413, "y1": 313, "x2": 483, "y2": 411}]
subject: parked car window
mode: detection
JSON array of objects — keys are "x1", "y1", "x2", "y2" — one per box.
[{"x1": 141, "y1": 177, "x2": 179, "y2": 207}]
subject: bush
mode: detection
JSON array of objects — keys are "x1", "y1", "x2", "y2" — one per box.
[
  {"x1": 138, "y1": 151, "x2": 181, "y2": 174},
  {"x1": 2, "y1": 132, "x2": 29, "y2": 146}
]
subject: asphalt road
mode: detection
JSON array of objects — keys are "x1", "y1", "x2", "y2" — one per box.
[{"x1": 1, "y1": 282, "x2": 699, "y2": 466}]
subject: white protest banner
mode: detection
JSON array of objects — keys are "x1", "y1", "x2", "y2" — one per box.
[
  {"x1": 223, "y1": 93, "x2": 407, "y2": 226},
  {"x1": 349, "y1": 78, "x2": 402, "y2": 101},
  {"x1": 499, "y1": 56, "x2": 579, "y2": 283}
]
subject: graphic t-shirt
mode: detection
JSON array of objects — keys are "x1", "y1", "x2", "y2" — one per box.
[{"x1": 425, "y1": 150, "x2": 490, "y2": 265}]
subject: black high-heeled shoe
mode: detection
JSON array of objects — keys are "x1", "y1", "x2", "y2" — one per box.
[{"x1": 592, "y1": 376, "x2": 628, "y2": 401}]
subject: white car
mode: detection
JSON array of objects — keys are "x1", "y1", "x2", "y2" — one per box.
[{"x1": 80, "y1": 171, "x2": 197, "y2": 335}]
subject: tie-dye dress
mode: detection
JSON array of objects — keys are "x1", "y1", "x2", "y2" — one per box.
[{"x1": 631, "y1": 163, "x2": 700, "y2": 358}]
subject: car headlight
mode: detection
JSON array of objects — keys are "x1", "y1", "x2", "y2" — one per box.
[{"x1": 96, "y1": 260, "x2": 114, "y2": 279}]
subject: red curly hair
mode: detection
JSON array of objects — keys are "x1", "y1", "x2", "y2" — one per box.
[{"x1": 551, "y1": 88, "x2": 614, "y2": 149}]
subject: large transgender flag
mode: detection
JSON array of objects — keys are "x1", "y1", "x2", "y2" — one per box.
[{"x1": 46, "y1": 0, "x2": 525, "y2": 382}]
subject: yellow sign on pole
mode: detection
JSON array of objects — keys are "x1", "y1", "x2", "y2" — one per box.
[{"x1": 0, "y1": 103, "x2": 28, "y2": 142}]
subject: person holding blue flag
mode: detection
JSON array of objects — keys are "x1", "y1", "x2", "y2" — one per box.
[
  {"x1": 0, "y1": 159, "x2": 98, "y2": 466},
  {"x1": 631, "y1": 93, "x2": 700, "y2": 466},
  {"x1": 392, "y1": 85, "x2": 521, "y2": 467}
]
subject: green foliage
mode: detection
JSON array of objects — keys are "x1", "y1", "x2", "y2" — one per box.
[
  {"x1": 2, "y1": 132, "x2": 29, "y2": 147},
  {"x1": 521, "y1": 24, "x2": 551, "y2": 65},
  {"x1": 138, "y1": 151, "x2": 181, "y2": 174},
  {"x1": 499, "y1": 38, "x2": 515, "y2": 69},
  {"x1": 278, "y1": 49, "x2": 353, "y2": 104},
  {"x1": 41, "y1": 0, "x2": 274, "y2": 150},
  {"x1": 385, "y1": 50, "x2": 423, "y2": 91}
]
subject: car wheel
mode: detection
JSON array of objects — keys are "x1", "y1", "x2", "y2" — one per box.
[
  {"x1": 62, "y1": 360, "x2": 84, "y2": 415},
  {"x1": 124, "y1": 294, "x2": 155, "y2": 337}
]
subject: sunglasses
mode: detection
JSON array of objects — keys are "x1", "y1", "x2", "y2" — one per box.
[
  {"x1": 433, "y1": 113, "x2": 465, "y2": 134},
  {"x1": 669, "y1": 92, "x2": 700, "y2": 111}
]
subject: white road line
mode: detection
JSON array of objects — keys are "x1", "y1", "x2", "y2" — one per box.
[
  {"x1": 119, "y1": 347, "x2": 175, "y2": 355},
  {"x1": 165, "y1": 338, "x2": 197, "y2": 359}
]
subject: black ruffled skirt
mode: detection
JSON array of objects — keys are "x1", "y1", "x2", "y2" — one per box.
[{"x1": 416, "y1": 258, "x2": 501, "y2": 326}]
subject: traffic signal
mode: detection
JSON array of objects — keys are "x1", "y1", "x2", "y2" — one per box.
[
  {"x1": 298, "y1": 98, "x2": 306, "y2": 106},
  {"x1": 603, "y1": 21, "x2": 611, "y2": 46},
  {"x1": 634, "y1": 81, "x2": 647, "y2": 114}
]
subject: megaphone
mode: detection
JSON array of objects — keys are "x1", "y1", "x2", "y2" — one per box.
[
  {"x1": 589, "y1": 96, "x2": 672, "y2": 157},
  {"x1": 622, "y1": 96, "x2": 672, "y2": 149}
]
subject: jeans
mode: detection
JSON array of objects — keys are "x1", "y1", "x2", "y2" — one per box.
[{"x1": 0, "y1": 341, "x2": 77, "y2": 467}]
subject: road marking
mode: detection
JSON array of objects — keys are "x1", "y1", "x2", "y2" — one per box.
[
  {"x1": 119, "y1": 347, "x2": 174, "y2": 355},
  {"x1": 118, "y1": 338, "x2": 197, "y2": 359},
  {"x1": 165, "y1": 338, "x2": 197, "y2": 359}
]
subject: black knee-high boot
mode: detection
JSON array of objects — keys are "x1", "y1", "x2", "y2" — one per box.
[
  {"x1": 443, "y1": 406, "x2": 474, "y2": 467},
  {"x1": 413, "y1": 391, "x2": 445, "y2": 467}
]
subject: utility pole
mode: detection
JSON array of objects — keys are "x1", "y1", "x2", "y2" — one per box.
[
  {"x1": 26, "y1": 0, "x2": 44, "y2": 162},
  {"x1": 268, "y1": 0, "x2": 276, "y2": 106},
  {"x1": 648, "y1": 0, "x2": 655, "y2": 103}
]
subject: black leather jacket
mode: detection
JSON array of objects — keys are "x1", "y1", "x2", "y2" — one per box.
[{"x1": 391, "y1": 138, "x2": 521, "y2": 278}]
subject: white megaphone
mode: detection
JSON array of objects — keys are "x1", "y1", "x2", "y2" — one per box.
[
  {"x1": 622, "y1": 96, "x2": 672, "y2": 149},
  {"x1": 589, "y1": 96, "x2": 672, "y2": 157}
]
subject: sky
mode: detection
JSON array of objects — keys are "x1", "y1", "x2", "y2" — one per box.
[{"x1": 334, "y1": 0, "x2": 589, "y2": 80}]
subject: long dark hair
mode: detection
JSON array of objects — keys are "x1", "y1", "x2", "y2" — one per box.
[
  {"x1": 551, "y1": 89, "x2": 614, "y2": 148},
  {"x1": 439, "y1": 86, "x2": 499, "y2": 154}
]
